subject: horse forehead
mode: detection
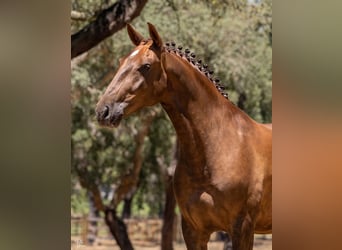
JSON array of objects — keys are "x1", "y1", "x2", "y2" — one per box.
[
  {"x1": 119, "y1": 48, "x2": 144, "y2": 70},
  {"x1": 127, "y1": 45, "x2": 150, "y2": 59},
  {"x1": 128, "y1": 48, "x2": 141, "y2": 58},
  {"x1": 119, "y1": 46, "x2": 154, "y2": 72}
]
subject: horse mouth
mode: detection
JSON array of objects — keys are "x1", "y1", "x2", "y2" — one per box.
[
  {"x1": 97, "y1": 111, "x2": 123, "y2": 128},
  {"x1": 109, "y1": 114, "x2": 123, "y2": 128},
  {"x1": 96, "y1": 114, "x2": 122, "y2": 128},
  {"x1": 95, "y1": 108, "x2": 124, "y2": 128},
  {"x1": 96, "y1": 102, "x2": 128, "y2": 128}
]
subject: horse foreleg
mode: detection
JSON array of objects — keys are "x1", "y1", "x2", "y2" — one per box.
[
  {"x1": 181, "y1": 216, "x2": 210, "y2": 250},
  {"x1": 231, "y1": 213, "x2": 255, "y2": 250}
]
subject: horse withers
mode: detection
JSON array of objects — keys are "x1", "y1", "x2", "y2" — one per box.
[{"x1": 95, "y1": 23, "x2": 272, "y2": 250}]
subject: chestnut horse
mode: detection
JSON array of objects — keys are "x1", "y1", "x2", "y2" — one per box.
[{"x1": 96, "y1": 23, "x2": 272, "y2": 250}]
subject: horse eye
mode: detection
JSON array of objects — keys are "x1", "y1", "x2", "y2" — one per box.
[{"x1": 138, "y1": 64, "x2": 151, "y2": 74}]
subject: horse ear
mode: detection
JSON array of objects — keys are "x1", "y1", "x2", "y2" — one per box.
[
  {"x1": 147, "y1": 22, "x2": 163, "y2": 50},
  {"x1": 127, "y1": 23, "x2": 144, "y2": 46}
]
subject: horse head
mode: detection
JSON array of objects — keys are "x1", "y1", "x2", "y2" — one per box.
[{"x1": 95, "y1": 23, "x2": 166, "y2": 127}]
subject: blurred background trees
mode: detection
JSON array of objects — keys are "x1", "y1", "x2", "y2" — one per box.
[{"x1": 71, "y1": 0, "x2": 271, "y2": 248}]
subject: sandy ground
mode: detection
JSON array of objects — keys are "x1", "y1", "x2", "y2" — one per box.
[{"x1": 72, "y1": 235, "x2": 272, "y2": 250}]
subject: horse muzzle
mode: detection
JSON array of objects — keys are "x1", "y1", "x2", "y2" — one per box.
[{"x1": 96, "y1": 102, "x2": 128, "y2": 128}]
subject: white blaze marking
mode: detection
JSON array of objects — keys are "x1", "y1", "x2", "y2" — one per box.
[{"x1": 129, "y1": 49, "x2": 140, "y2": 58}]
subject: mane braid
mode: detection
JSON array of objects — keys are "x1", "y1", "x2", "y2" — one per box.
[{"x1": 164, "y1": 41, "x2": 229, "y2": 100}]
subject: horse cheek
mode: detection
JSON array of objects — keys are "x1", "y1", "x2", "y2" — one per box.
[{"x1": 152, "y1": 80, "x2": 166, "y2": 97}]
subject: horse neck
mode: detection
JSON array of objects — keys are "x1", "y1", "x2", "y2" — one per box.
[
  {"x1": 161, "y1": 52, "x2": 229, "y2": 121},
  {"x1": 160, "y1": 52, "x2": 253, "y2": 171}
]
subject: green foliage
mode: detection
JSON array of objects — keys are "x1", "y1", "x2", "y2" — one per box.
[
  {"x1": 71, "y1": 0, "x2": 272, "y2": 216},
  {"x1": 135, "y1": 0, "x2": 272, "y2": 122},
  {"x1": 71, "y1": 189, "x2": 90, "y2": 215}
]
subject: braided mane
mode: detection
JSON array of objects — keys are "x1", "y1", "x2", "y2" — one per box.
[{"x1": 163, "y1": 41, "x2": 229, "y2": 100}]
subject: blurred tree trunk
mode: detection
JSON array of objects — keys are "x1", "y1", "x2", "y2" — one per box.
[
  {"x1": 121, "y1": 196, "x2": 134, "y2": 219},
  {"x1": 111, "y1": 110, "x2": 156, "y2": 208},
  {"x1": 161, "y1": 141, "x2": 178, "y2": 250},
  {"x1": 71, "y1": 0, "x2": 148, "y2": 58},
  {"x1": 77, "y1": 177, "x2": 134, "y2": 249},
  {"x1": 75, "y1": 110, "x2": 157, "y2": 249},
  {"x1": 107, "y1": 111, "x2": 156, "y2": 248},
  {"x1": 161, "y1": 175, "x2": 176, "y2": 250},
  {"x1": 105, "y1": 208, "x2": 134, "y2": 250},
  {"x1": 106, "y1": 110, "x2": 156, "y2": 248},
  {"x1": 87, "y1": 193, "x2": 100, "y2": 245}
]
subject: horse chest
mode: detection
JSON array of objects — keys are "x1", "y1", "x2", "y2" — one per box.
[
  {"x1": 173, "y1": 172, "x2": 236, "y2": 231},
  {"x1": 176, "y1": 188, "x2": 228, "y2": 231}
]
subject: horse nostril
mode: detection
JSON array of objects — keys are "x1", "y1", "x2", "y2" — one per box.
[{"x1": 103, "y1": 105, "x2": 110, "y2": 118}]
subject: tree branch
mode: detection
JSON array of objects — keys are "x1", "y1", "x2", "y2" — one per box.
[{"x1": 71, "y1": 0, "x2": 148, "y2": 59}]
